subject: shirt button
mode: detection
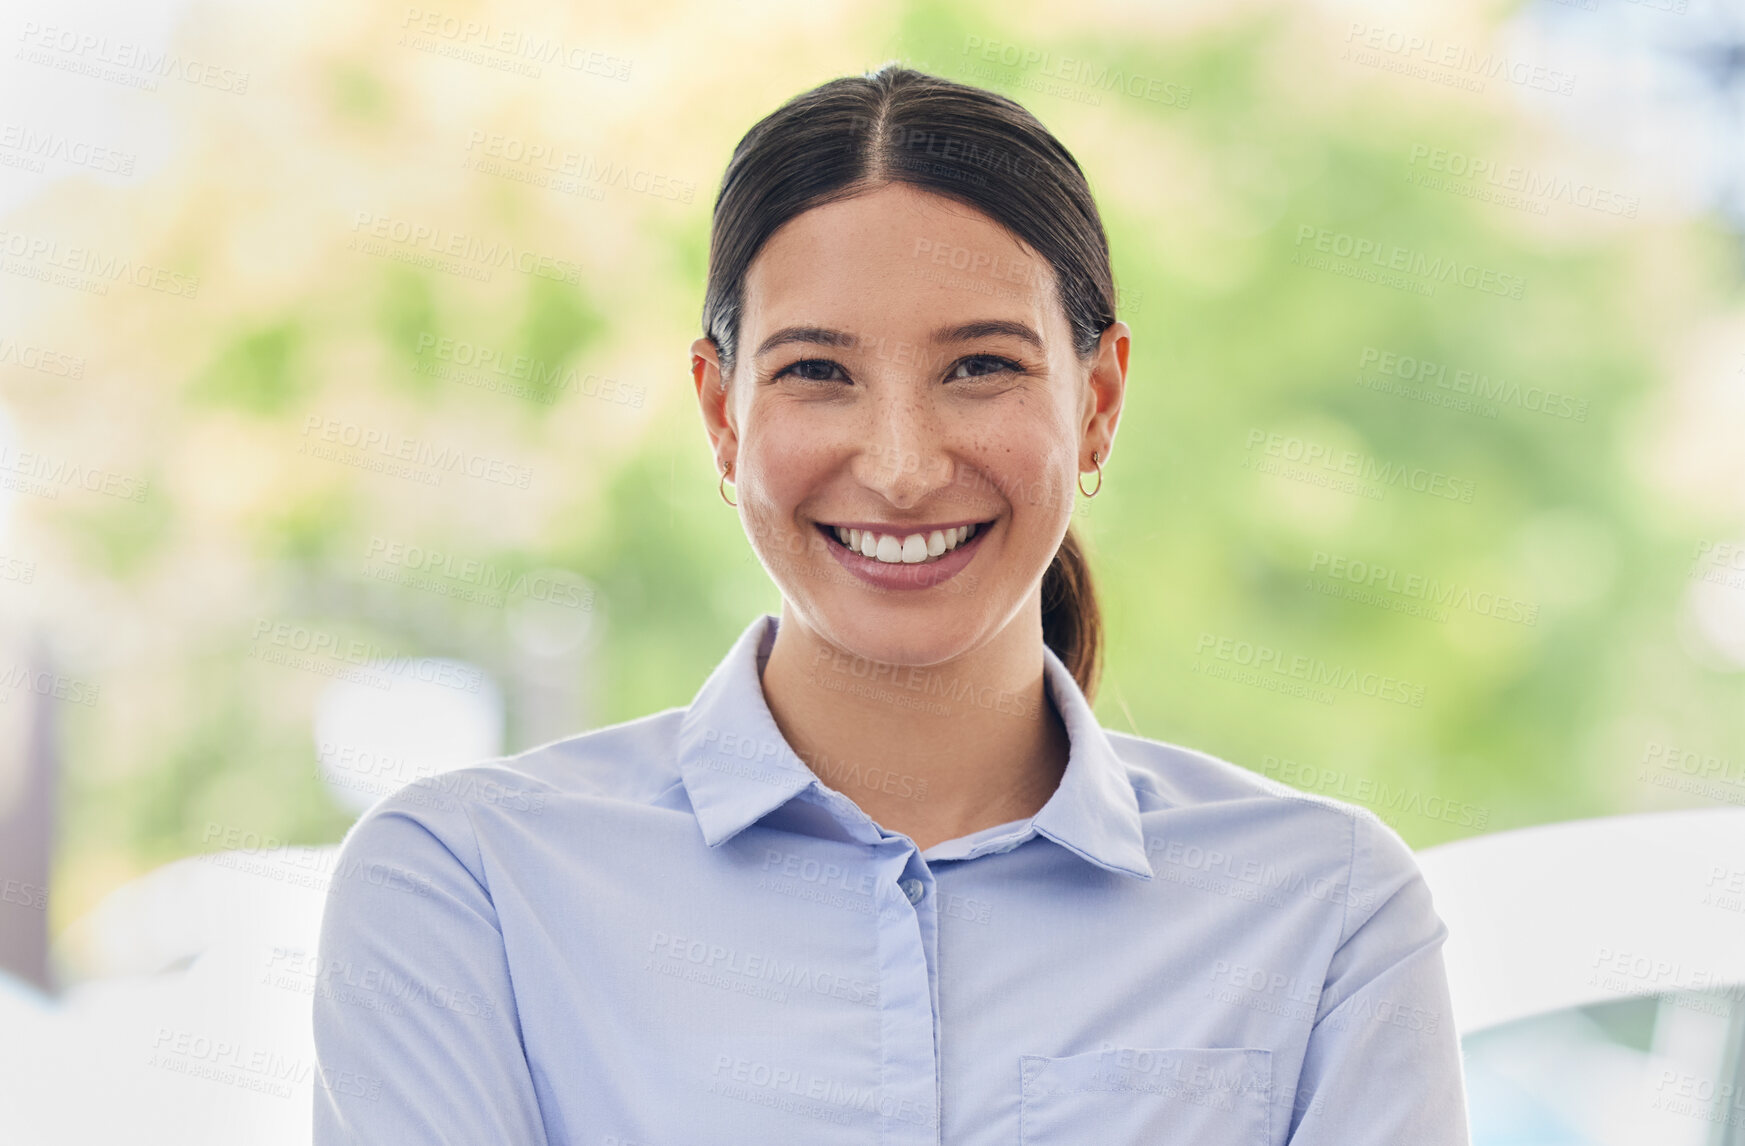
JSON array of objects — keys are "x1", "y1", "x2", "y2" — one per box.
[{"x1": 900, "y1": 878, "x2": 925, "y2": 904}]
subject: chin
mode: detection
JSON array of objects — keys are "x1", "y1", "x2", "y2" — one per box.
[
  {"x1": 784, "y1": 569, "x2": 1030, "y2": 672},
  {"x1": 816, "y1": 606, "x2": 985, "y2": 668}
]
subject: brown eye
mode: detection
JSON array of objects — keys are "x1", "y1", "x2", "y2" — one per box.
[
  {"x1": 775, "y1": 359, "x2": 847, "y2": 384},
  {"x1": 948, "y1": 354, "x2": 1023, "y2": 381}
]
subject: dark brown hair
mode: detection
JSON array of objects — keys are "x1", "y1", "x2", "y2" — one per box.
[{"x1": 701, "y1": 64, "x2": 1115, "y2": 702}]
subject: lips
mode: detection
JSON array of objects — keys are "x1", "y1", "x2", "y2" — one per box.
[
  {"x1": 821, "y1": 521, "x2": 986, "y2": 566},
  {"x1": 814, "y1": 518, "x2": 995, "y2": 591}
]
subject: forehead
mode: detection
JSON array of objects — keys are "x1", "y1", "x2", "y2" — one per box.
[{"x1": 740, "y1": 182, "x2": 1063, "y2": 348}]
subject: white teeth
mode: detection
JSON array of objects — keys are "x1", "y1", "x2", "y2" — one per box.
[{"x1": 829, "y1": 522, "x2": 985, "y2": 565}]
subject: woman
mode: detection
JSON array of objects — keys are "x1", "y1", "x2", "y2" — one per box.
[{"x1": 313, "y1": 65, "x2": 1471, "y2": 1145}]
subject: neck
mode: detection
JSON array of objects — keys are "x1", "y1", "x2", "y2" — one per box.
[{"x1": 759, "y1": 597, "x2": 1071, "y2": 853}]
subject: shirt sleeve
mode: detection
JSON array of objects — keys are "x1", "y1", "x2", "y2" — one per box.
[
  {"x1": 1285, "y1": 808, "x2": 1472, "y2": 1145},
  {"x1": 311, "y1": 784, "x2": 550, "y2": 1145}
]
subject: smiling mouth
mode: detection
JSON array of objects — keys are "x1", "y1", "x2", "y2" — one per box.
[{"x1": 816, "y1": 520, "x2": 995, "y2": 565}]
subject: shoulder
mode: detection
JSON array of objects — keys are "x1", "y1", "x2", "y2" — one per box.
[
  {"x1": 472, "y1": 704, "x2": 693, "y2": 806},
  {"x1": 1106, "y1": 728, "x2": 1356, "y2": 821},
  {"x1": 331, "y1": 706, "x2": 692, "y2": 879},
  {"x1": 1106, "y1": 729, "x2": 1424, "y2": 908}
]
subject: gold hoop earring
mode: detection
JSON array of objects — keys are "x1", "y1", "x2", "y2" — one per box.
[
  {"x1": 1078, "y1": 450, "x2": 1103, "y2": 498},
  {"x1": 718, "y1": 460, "x2": 737, "y2": 507}
]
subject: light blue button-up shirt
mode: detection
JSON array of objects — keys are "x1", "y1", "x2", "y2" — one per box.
[{"x1": 312, "y1": 612, "x2": 1471, "y2": 1144}]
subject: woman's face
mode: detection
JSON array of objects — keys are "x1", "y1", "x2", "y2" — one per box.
[{"x1": 692, "y1": 182, "x2": 1127, "y2": 667}]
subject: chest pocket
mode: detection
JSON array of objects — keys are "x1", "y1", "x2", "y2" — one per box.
[{"x1": 1018, "y1": 1045, "x2": 1271, "y2": 1146}]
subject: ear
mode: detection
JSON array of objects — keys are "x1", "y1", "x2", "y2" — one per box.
[
  {"x1": 691, "y1": 336, "x2": 738, "y2": 474},
  {"x1": 1080, "y1": 321, "x2": 1129, "y2": 471}
]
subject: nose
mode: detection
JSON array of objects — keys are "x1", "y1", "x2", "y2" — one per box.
[{"x1": 849, "y1": 386, "x2": 954, "y2": 509}]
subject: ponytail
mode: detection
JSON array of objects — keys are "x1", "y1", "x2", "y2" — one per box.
[{"x1": 1041, "y1": 523, "x2": 1102, "y2": 704}]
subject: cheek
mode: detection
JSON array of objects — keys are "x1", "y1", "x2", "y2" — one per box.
[
  {"x1": 972, "y1": 417, "x2": 1075, "y2": 499},
  {"x1": 739, "y1": 422, "x2": 836, "y2": 552},
  {"x1": 744, "y1": 422, "x2": 832, "y2": 507}
]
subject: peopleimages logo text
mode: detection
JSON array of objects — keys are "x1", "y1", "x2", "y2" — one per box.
[
  {"x1": 349, "y1": 212, "x2": 580, "y2": 285},
  {"x1": 1358, "y1": 346, "x2": 1587, "y2": 422},
  {"x1": 1294, "y1": 225, "x2": 1525, "y2": 299},
  {"x1": 1194, "y1": 632, "x2": 1426, "y2": 707}
]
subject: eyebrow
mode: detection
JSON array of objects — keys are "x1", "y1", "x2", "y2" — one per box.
[{"x1": 753, "y1": 319, "x2": 1045, "y2": 359}]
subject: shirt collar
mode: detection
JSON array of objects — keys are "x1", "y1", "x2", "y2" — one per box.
[{"x1": 675, "y1": 613, "x2": 1154, "y2": 881}]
